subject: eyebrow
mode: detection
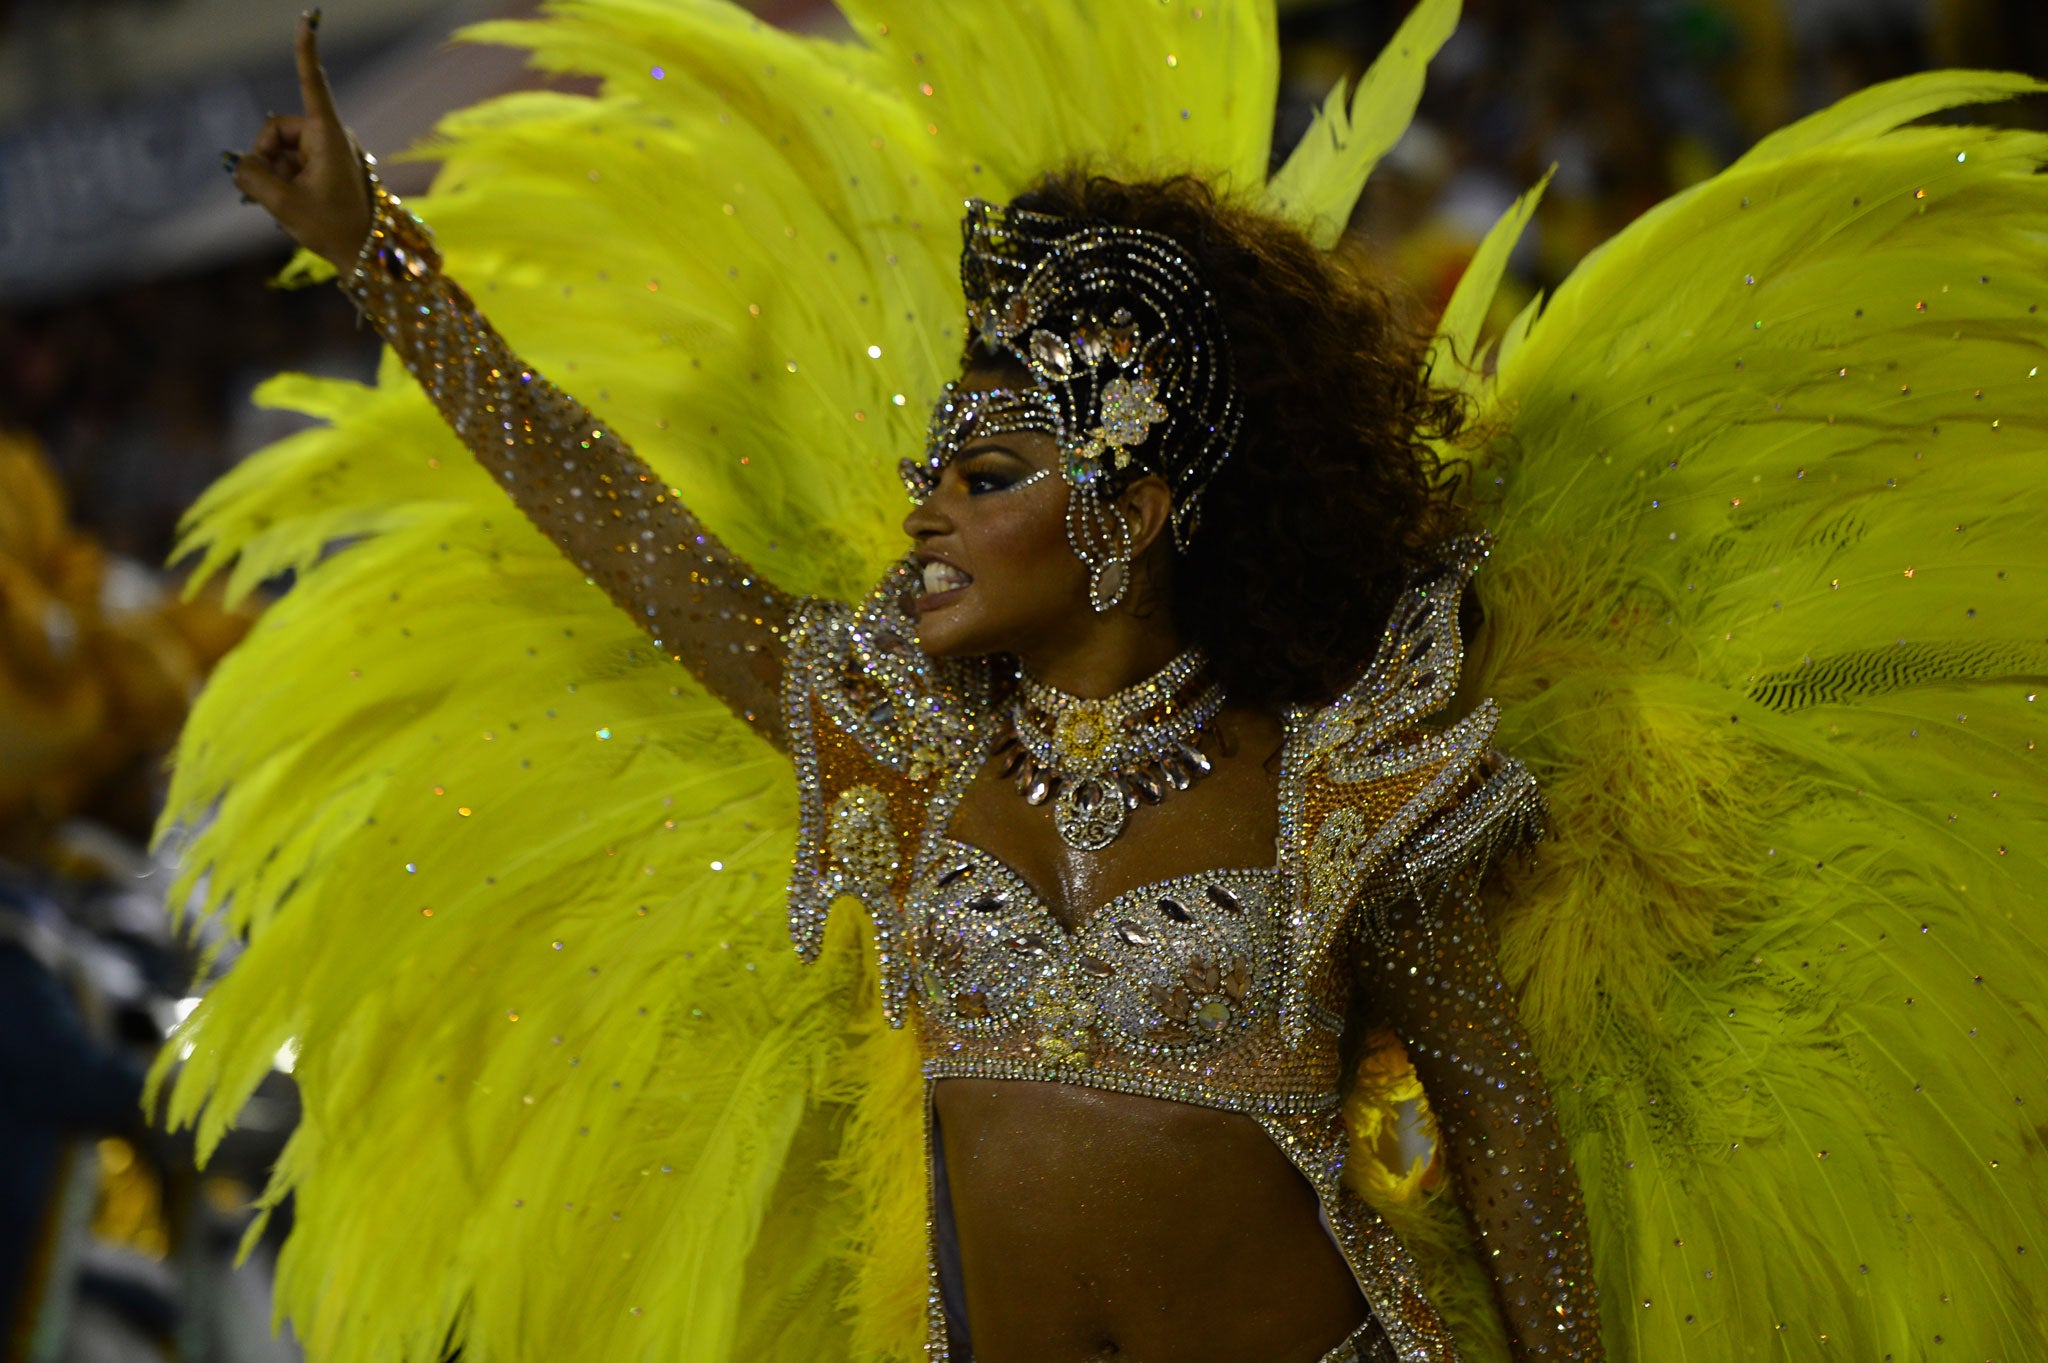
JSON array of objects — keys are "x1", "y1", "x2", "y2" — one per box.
[{"x1": 956, "y1": 440, "x2": 1034, "y2": 464}]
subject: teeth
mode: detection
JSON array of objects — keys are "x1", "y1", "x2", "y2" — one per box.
[{"x1": 922, "y1": 560, "x2": 971, "y2": 595}]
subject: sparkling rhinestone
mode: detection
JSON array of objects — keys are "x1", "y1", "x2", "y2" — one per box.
[
  {"x1": 1030, "y1": 329, "x2": 1072, "y2": 373},
  {"x1": 1204, "y1": 884, "x2": 1242, "y2": 914}
]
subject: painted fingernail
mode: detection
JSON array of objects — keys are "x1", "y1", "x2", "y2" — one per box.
[
  {"x1": 221, "y1": 150, "x2": 242, "y2": 173},
  {"x1": 304, "y1": 7, "x2": 321, "y2": 29}
]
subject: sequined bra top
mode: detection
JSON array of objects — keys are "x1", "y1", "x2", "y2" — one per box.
[
  {"x1": 912, "y1": 843, "x2": 1329, "y2": 1106},
  {"x1": 781, "y1": 541, "x2": 1546, "y2": 1119}
]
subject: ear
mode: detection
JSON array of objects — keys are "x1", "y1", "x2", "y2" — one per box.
[{"x1": 1119, "y1": 475, "x2": 1175, "y2": 560}]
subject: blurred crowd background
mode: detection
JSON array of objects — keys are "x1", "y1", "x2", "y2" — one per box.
[{"x1": 0, "y1": 0, "x2": 2041, "y2": 1360}]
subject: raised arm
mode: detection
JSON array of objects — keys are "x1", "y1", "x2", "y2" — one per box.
[
  {"x1": 228, "y1": 13, "x2": 793, "y2": 742},
  {"x1": 342, "y1": 173, "x2": 794, "y2": 736},
  {"x1": 1365, "y1": 874, "x2": 1605, "y2": 1360}
]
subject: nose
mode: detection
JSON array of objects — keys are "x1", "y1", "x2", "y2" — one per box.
[{"x1": 902, "y1": 488, "x2": 951, "y2": 541}]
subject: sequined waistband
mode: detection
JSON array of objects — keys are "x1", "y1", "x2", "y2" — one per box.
[{"x1": 921, "y1": 1055, "x2": 1343, "y2": 1115}]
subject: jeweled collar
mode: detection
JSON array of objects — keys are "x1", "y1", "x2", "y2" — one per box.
[{"x1": 1001, "y1": 649, "x2": 1224, "y2": 852}]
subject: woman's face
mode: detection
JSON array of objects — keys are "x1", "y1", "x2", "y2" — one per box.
[{"x1": 900, "y1": 375, "x2": 1088, "y2": 659}]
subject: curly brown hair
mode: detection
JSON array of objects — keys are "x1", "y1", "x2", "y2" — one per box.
[{"x1": 1005, "y1": 170, "x2": 1471, "y2": 709}]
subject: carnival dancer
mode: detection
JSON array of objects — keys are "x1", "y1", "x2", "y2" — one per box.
[{"x1": 171, "y1": 3, "x2": 2048, "y2": 1360}]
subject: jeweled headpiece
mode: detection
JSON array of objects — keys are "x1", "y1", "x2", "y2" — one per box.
[{"x1": 900, "y1": 198, "x2": 1243, "y2": 612}]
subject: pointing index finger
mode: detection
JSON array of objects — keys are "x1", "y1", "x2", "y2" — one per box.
[{"x1": 294, "y1": 11, "x2": 342, "y2": 129}]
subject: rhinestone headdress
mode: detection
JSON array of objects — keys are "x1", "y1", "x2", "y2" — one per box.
[{"x1": 900, "y1": 199, "x2": 1244, "y2": 611}]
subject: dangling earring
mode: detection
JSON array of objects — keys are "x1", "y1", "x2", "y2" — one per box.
[
  {"x1": 1090, "y1": 533, "x2": 1134, "y2": 612},
  {"x1": 1067, "y1": 487, "x2": 1135, "y2": 613}
]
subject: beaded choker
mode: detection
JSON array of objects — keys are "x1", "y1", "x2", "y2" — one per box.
[{"x1": 999, "y1": 650, "x2": 1224, "y2": 851}]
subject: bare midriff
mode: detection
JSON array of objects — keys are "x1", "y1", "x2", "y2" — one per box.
[
  {"x1": 934, "y1": 1079, "x2": 1368, "y2": 1363},
  {"x1": 934, "y1": 706, "x2": 1369, "y2": 1363}
]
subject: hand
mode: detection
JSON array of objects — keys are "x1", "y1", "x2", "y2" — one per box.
[{"x1": 227, "y1": 10, "x2": 373, "y2": 270}]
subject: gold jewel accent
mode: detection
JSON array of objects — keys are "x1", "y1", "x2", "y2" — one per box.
[
  {"x1": 1052, "y1": 701, "x2": 1115, "y2": 767},
  {"x1": 826, "y1": 784, "x2": 899, "y2": 882},
  {"x1": 1029, "y1": 975, "x2": 1094, "y2": 1068}
]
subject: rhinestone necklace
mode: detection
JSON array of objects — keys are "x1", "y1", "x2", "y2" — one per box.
[{"x1": 1001, "y1": 649, "x2": 1224, "y2": 852}]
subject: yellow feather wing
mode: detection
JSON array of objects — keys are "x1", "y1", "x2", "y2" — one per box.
[{"x1": 1455, "y1": 72, "x2": 2048, "y2": 1359}]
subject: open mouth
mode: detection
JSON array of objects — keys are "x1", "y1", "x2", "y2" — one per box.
[{"x1": 918, "y1": 558, "x2": 972, "y2": 605}]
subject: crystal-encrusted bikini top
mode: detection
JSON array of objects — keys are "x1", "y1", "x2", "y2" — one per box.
[
  {"x1": 908, "y1": 842, "x2": 1343, "y2": 1110},
  {"x1": 780, "y1": 535, "x2": 1543, "y2": 1113}
]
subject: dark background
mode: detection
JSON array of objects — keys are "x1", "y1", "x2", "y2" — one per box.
[
  {"x1": 3, "y1": 0, "x2": 2041, "y2": 565},
  {"x1": 0, "y1": 3, "x2": 2040, "y2": 1360}
]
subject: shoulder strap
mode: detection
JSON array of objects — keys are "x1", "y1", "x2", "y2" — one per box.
[
  {"x1": 782, "y1": 562, "x2": 995, "y2": 1023},
  {"x1": 1276, "y1": 536, "x2": 1499, "y2": 1042}
]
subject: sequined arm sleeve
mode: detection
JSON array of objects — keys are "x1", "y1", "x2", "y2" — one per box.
[
  {"x1": 1362, "y1": 761, "x2": 1606, "y2": 1361},
  {"x1": 342, "y1": 166, "x2": 793, "y2": 740}
]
